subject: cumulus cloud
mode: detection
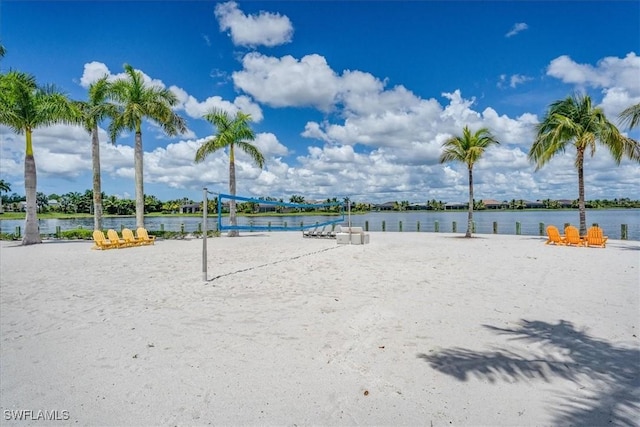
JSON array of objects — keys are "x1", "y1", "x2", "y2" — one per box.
[
  {"x1": 547, "y1": 53, "x2": 640, "y2": 94},
  {"x1": 214, "y1": 1, "x2": 293, "y2": 47},
  {"x1": 546, "y1": 52, "x2": 640, "y2": 118},
  {"x1": 4, "y1": 48, "x2": 639, "y2": 205},
  {"x1": 506, "y1": 22, "x2": 528, "y2": 38},
  {"x1": 233, "y1": 53, "x2": 339, "y2": 111}
]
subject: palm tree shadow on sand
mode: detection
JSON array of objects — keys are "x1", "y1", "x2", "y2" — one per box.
[{"x1": 418, "y1": 319, "x2": 639, "y2": 425}]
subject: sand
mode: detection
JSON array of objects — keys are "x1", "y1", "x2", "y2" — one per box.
[{"x1": 1, "y1": 232, "x2": 638, "y2": 426}]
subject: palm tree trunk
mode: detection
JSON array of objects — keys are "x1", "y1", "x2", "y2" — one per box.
[
  {"x1": 577, "y1": 149, "x2": 587, "y2": 236},
  {"x1": 466, "y1": 167, "x2": 473, "y2": 238},
  {"x1": 134, "y1": 128, "x2": 145, "y2": 229},
  {"x1": 91, "y1": 126, "x2": 103, "y2": 230},
  {"x1": 23, "y1": 130, "x2": 41, "y2": 245},
  {"x1": 228, "y1": 144, "x2": 238, "y2": 237}
]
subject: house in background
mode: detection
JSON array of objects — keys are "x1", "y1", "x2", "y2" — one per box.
[
  {"x1": 375, "y1": 201, "x2": 396, "y2": 211},
  {"x1": 482, "y1": 199, "x2": 506, "y2": 209},
  {"x1": 525, "y1": 200, "x2": 545, "y2": 209},
  {"x1": 180, "y1": 203, "x2": 200, "y2": 214},
  {"x1": 445, "y1": 202, "x2": 467, "y2": 210}
]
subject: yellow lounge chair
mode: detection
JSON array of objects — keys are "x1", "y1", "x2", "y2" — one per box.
[
  {"x1": 136, "y1": 227, "x2": 156, "y2": 245},
  {"x1": 107, "y1": 229, "x2": 128, "y2": 248},
  {"x1": 92, "y1": 230, "x2": 117, "y2": 250},
  {"x1": 545, "y1": 225, "x2": 566, "y2": 245},
  {"x1": 122, "y1": 228, "x2": 144, "y2": 246},
  {"x1": 564, "y1": 226, "x2": 585, "y2": 247},
  {"x1": 585, "y1": 226, "x2": 608, "y2": 248}
]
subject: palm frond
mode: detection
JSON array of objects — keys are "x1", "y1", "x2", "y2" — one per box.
[{"x1": 618, "y1": 103, "x2": 640, "y2": 130}]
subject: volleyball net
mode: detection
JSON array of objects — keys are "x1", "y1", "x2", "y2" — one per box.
[{"x1": 216, "y1": 193, "x2": 345, "y2": 231}]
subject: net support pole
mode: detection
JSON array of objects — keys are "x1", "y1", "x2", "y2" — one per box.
[
  {"x1": 348, "y1": 199, "x2": 352, "y2": 244},
  {"x1": 202, "y1": 187, "x2": 208, "y2": 281}
]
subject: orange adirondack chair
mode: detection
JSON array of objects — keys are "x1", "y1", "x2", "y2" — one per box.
[
  {"x1": 564, "y1": 226, "x2": 585, "y2": 247},
  {"x1": 545, "y1": 225, "x2": 566, "y2": 245},
  {"x1": 585, "y1": 226, "x2": 608, "y2": 248}
]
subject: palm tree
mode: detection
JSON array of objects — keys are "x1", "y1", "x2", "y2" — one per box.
[
  {"x1": 194, "y1": 109, "x2": 264, "y2": 237},
  {"x1": 529, "y1": 94, "x2": 640, "y2": 235},
  {"x1": 0, "y1": 43, "x2": 6, "y2": 59},
  {"x1": 77, "y1": 76, "x2": 119, "y2": 230},
  {"x1": 440, "y1": 125, "x2": 499, "y2": 237},
  {"x1": 0, "y1": 179, "x2": 10, "y2": 213},
  {"x1": 619, "y1": 103, "x2": 640, "y2": 130},
  {"x1": 0, "y1": 71, "x2": 79, "y2": 244},
  {"x1": 109, "y1": 64, "x2": 186, "y2": 228}
]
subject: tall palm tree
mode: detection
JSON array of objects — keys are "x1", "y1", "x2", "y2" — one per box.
[
  {"x1": 77, "y1": 76, "x2": 119, "y2": 230},
  {"x1": 194, "y1": 109, "x2": 264, "y2": 237},
  {"x1": 529, "y1": 94, "x2": 640, "y2": 235},
  {"x1": 440, "y1": 126, "x2": 499, "y2": 238},
  {"x1": 108, "y1": 64, "x2": 186, "y2": 228},
  {"x1": 0, "y1": 179, "x2": 10, "y2": 213},
  {"x1": 0, "y1": 71, "x2": 79, "y2": 244},
  {"x1": 619, "y1": 103, "x2": 640, "y2": 130},
  {"x1": 0, "y1": 43, "x2": 6, "y2": 59}
]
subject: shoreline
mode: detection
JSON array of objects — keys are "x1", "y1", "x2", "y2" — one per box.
[{"x1": 1, "y1": 206, "x2": 639, "y2": 221}]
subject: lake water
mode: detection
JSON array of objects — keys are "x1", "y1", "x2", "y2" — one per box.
[{"x1": 1, "y1": 209, "x2": 639, "y2": 241}]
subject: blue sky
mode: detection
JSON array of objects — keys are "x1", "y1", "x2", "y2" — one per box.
[{"x1": 1, "y1": 0, "x2": 639, "y2": 204}]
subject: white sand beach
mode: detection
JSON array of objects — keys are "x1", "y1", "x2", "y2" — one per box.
[{"x1": 1, "y1": 232, "x2": 638, "y2": 426}]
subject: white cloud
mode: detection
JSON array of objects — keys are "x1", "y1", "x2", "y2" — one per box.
[
  {"x1": 233, "y1": 53, "x2": 339, "y2": 111},
  {"x1": 506, "y1": 22, "x2": 528, "y2": 38},
  {"x1": 79, "y1": 61, "x2": 111, "y2": 88},
  {"x1": 547, "y1": 52, "x2": 640, "y2": 119},
  {"x1": 4, "y1": 50, "x2": 639, "y2": 205},
  {"x1": 214, "y1": 1, "x2": 293, "y2": 48},
  {"x1": 499, "y1": 74, "x2": 533, "y2": 89},
  {"x1": 547, "y1": 53, "x2": 640, "y2": 95}
]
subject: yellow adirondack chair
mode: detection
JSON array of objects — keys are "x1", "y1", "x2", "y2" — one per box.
[
  {"x1": 92, "y1": 230, "x2": 117, "y2": 250},
  {"x1": 122, "y1": 228, "x2": 144, "y2": 246},
  {"x1": 545, "y1": 225, "x2": 566, "y2": 245},
  {"x1": 585, "y1": 226, "x2": 608, "y2": 248},
  {"x1": 107, "y1": 229, "x2": 128, "y2": 248},
  {"x1": 136, "y1": 227, "x2": 156, "y2": 245},
  {"x1": 564, "y1": 226, "x2": 585, "y2": 247}
]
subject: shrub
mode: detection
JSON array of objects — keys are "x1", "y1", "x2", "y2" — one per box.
[{"x1": 59, "y1": 228, "x2": 94, "y2": 240}]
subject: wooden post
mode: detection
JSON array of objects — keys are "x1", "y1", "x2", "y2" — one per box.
[
  {"x1": 493, "y1": 221, "x2": 498, "y2": 234},
  {"x1": 399, "y1": 221, "x2": 403, "y2": 232},
  {"x1": 516, "y1": 221, "x2": 521, "y2": 235},
  {"x1": 417, "y1": 221, "x2": 420, "y2": 232},
  {"x1": 452, "y1": 221, "x2": 457, "y2": 233},
  {"x1": 435, "y1": 220, "x2": 439, "y2": 232},
  {"x1": 382, "y1": 220, "x2": 386, "y2": 232},
  {"x1": 539, "y1": 222, "x2": 544, "y2": 236},
  {"x1": 621, "y1": 224, "x2": 628, "y2": 240}
]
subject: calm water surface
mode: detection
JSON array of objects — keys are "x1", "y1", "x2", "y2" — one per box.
[{"x1": 1, "y1": 209, "x2": 639, "y2": 240}]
